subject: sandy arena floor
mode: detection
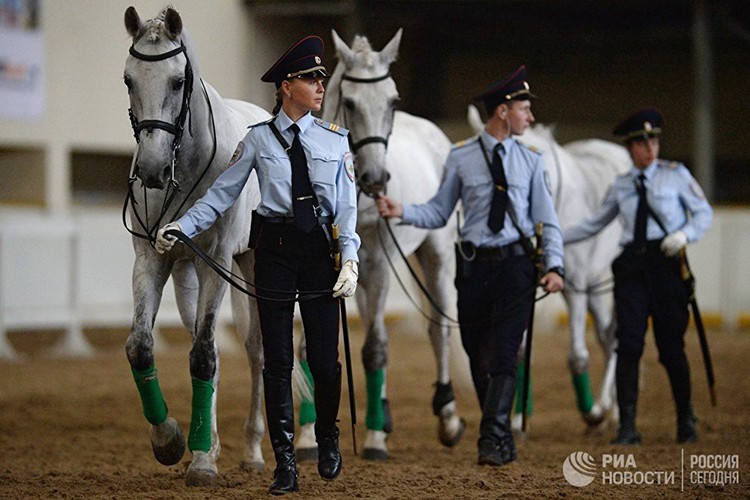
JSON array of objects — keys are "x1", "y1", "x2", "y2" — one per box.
[{"x1": 0, "y1": 316, "x2": 748, "y2": 499}]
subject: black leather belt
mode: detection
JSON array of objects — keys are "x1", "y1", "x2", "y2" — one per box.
[
  {"x1": 461, "y1": 241, "x2": 528, "y2": 261},
  {"x1": 623, "y1": 239, "x2": 663, "y2": 255},
  {"x1": 258, "y1": 214, "x2": 332, "y2": 226}
]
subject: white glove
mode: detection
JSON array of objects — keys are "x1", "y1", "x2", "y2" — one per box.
[
  {"x1": 332, "y1": 260, "x2": 358, "y2": 298},
  {"x1": 155, "y1": 221, "x2": 182, "y2": 254},
  {"x1": 660, "y1": 230, "x2": 688, "y2": 257}
]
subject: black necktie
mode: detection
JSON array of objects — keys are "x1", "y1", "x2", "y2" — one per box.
[
  {"x1": 289, "y1": 124, "x2": 317, "y2": 233},
  {"x1": 633, "y1": 173, "x2": 648, "y2": 251},
  {"x1": 487, "y1": 143, "x2": 508, "y2": 233}
]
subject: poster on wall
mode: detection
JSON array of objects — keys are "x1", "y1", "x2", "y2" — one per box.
[{"x1": 0, "y1": 0, "x2": 43, "y2": 120}]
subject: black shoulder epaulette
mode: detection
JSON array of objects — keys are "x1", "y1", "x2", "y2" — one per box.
[
  {"x1": 248, "y1": 117, "x2": 274, "y2": 130},
  {"x1": 313, "y1": 118, "x2": 348, "y2": 136}
]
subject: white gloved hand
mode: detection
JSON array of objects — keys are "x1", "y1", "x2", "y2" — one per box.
[
  {"x1": 660, "y1": 230, "x2": 688, "y2": 257},
  {"x1": 155, "y1": 221, "x2": 182, "y2": 254},
  {"x1": 332, "y1": 260, "x2": 358, "y2": 298}
]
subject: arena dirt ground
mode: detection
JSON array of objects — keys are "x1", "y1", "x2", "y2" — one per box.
[{"x1": 1, "y1": 316, "x2": 748, "y2": 499}]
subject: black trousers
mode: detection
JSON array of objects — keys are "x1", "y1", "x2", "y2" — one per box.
[
  {"x1": 254, "y1": 222, "x2": 340, "y2": 386},
  {"x1": 612, "y1": 243, "x2": 692, "y2": 415},
  {"x1": 455, "y1": 253, "x2": 535, "y2": 406}
]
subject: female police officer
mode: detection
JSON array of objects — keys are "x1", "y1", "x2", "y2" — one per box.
[
  {"x1": 156, "y1": 35, "x2": 360, "y2": 494},
  {"x1": 377, "y1": 65, "x2": 564, "y2": 466},
  {"x1": 563, "y1": 108, "x2": 712, "y2": 445}
]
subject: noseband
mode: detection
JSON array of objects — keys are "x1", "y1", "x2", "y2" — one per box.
[
  {"x1": 127, "y1": 41, "x2": 195, "y2": 184},
  {"x1": 340, "y1": 72, "x2": 393, "y2": 153}
]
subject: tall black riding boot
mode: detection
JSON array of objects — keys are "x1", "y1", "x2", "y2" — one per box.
[
  {"x1": 611, "y1": 354, "x2": 641, "y2": 445},
  {"x1": 477, "y1": 374, "x2": 517, "y2": 466},
  {"x1": 264, "y1": 372, "x2": 299, "y2": 495},
  {"x1": 664, "y1": 357, "x2": 697, "y2": 443},
  {"x1": 314, "y1": 370, "x2": 342, "y2": 480}
]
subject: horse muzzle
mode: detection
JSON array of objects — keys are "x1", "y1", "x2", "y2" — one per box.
[{"x1": 357, "y1": 170, "x2": 391, "y2": 197}]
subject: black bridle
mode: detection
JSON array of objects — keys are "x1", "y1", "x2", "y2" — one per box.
[
  {"x1": 124, "y1": 41, "x2": 215, "y2": 244},
  {"x1": 339, "y1": 72, "x2": 394, "y2": 154},
  {"x1": 128, "y1": 42, "x2": 194, "y2": 159}
]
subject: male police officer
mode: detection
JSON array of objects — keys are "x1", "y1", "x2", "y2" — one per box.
[
  {"x1": 564, "y1": 108, "x2": 712, "y2": 444},
  {"x1": 377, "y1": 65, "x2": 564, "y2": 466}
]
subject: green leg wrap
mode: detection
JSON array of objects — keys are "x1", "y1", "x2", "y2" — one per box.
[
  {"x1": 188, "y1": 377, "x2": 215, "y2": 453},
  {"x1": 131, "y1": 365, "x2": 168, "y2": 425},
  {"x1": 572, "y1": 371, "x2": 595, "y2": 413},
  {"x1": 298, "y1": 359, "x2": 317, "y2": 425},
  {"x1": 365, "y1": 368, "x2": 385, "y2": 431},
  {"x1": 514, "y1": 361, "x2": 533, "y2": 415}
]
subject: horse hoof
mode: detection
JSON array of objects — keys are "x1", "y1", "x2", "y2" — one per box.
[
  {"x1": 583, "y1": 404, "x2": 606, "y2": 427},
  {"x1": 438, "y1": 416, "x2": 466, "y2": 448},
  {"x1": 240, "y1": 459, "x2": 265, "y2": 472},
  {"x1": 185, "y1": 451, "x2": 218, "y2": 487},
  {"x1": 363, "y1": 430, "x2": 388, "y2": 461},
  {"x1": 150, "y1": 417, "x2": 186, "y2": 466},
  {"x1": 295, "y1": 422, "x2": 318, "y2": 462}
]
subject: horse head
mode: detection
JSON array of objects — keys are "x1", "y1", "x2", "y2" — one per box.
[
  {"x1": 124, "y1": 6, "x2": 197, "y2": 190},
  {"x1": 326, "y1": 29, "x2": 403, "y2": 197}
]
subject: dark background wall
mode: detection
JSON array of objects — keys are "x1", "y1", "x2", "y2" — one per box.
[{"x1": 248, "y1": 0, "x2": 750, "y2": 204}]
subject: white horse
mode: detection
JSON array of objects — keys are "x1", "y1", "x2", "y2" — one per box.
[
  {"x1": 123, "y1": 6, "x2": 270, "y2": 485},
  {"x1": 306, "y1": 29, "x2": 465, "y2": 460},
  {"x1": 468, "y1": 106, "x2": 630, "y2": 430}
]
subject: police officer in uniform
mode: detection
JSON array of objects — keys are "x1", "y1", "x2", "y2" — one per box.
[
  {"x1": 156, "y1": 35, "x2": 360, "y2": 494},
  {"x1": 376, "y1": 65, "x2": 564, "y2": 466},
  {"x1": 563, "y1": 108, "x2": 712, "y2": 445}
]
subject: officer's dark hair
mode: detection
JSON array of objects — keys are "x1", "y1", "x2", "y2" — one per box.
[{"x1": 272, "y1": 88, "x2": 283, "y2": 116}]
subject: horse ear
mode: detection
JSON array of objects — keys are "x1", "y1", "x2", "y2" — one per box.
[
  {"x1": 124, "y1": 6, "x2": 143, "y2": 38},
  {"x1": 164, "y1": 7, "x2": 183, "y2": 40},
  {"x1": 331, "y1": 29, "x2": 354, "y2": 65},
  {"x1": 380, "y1": 28, "x2": 403, "y2": 65}
]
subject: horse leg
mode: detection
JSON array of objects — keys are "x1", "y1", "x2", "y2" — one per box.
[
  {"x1": 415, "y1": 238, "x2": 466, "y2": 447},
  {"x1": 358, "y1": 248, "x2": 391, "y2": 461},
  {"x1": 183, "y1": 264, "x2": 228, "y2": 487},
  {"x1": 126, "y1": 252, "x2": 186, "y2": 466},
  {"x1": 564, "y1": 290, "x2": 604, "y2": 427},
  {"x1": 232, "y1": 251, "x2": 267, "y2": 471},
  {"x1": 294, "y1": 333, "x2": 319, "y2": 462},
  {"x1": 588, "y1": 291, "x2": 618, "y2": 424}
]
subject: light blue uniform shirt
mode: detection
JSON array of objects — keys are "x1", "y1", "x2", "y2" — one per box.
[
  {"x1": 402, "y1": 131, "x2": 564, "y2": 272},
  {"x1": 564, "y1": 159, "x2": 713, "y2": 246},
  {"x1": 178, "y1": 109, "x2": 360, "y2": 263}
]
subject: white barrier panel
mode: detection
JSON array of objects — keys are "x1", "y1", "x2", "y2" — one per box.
[{"x1": 0, "y1": 208, "x2": 92, "y2": 358}]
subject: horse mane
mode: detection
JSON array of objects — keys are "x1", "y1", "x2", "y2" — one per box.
[{"x1": 131, "y1": 5, "x2": 201, "y2": 77}]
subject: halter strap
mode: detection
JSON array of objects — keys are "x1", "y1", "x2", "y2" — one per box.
[{"x1": 341, "y1": 72, "x2": 391, "y2": 83}]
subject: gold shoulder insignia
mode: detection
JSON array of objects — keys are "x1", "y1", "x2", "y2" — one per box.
[
  {"x1": 657, "y1": 159, "x2": 679, "y2": 169},
  {"x1": 518, "y1": 140, "x2": 542, "y2": 154},
  {"x1": 452, "y1": 136, "x2": 479, "y2": 149},
  {"x1": 314, "y1": 118, "x2": 349, "y2": 136}
]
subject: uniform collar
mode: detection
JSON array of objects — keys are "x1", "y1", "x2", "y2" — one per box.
[
  {"x1": 631, "y1": 161, "x2": 658, "y2": 182},
  {"x1": 480, "y1": 130, "x2": 513, "y2": 153},
  {"x1": 276, "y1": 109, "x2": 314, "y2": 134}
]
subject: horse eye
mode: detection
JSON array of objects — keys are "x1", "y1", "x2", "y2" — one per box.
[
  {"x1": 123, "y1": 76, "x2": 133, "y2": 91},
  {"x1": 343, "y1": 99, "x2": 355, "y2": 111},
  {"x1": 172, "y1": 78, "x2": 185, "y2": 91},
  {"x1": 391, "y1": 97, "x2": 401, "y2": 108}
]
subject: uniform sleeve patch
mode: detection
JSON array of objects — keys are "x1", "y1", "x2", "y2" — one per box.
[
  {"x1": 344, "y1": 152, "x2": 355, "y2": 182},
  {"x1": 229, "y1": 141, "x2": 245, "y2": 167}
]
